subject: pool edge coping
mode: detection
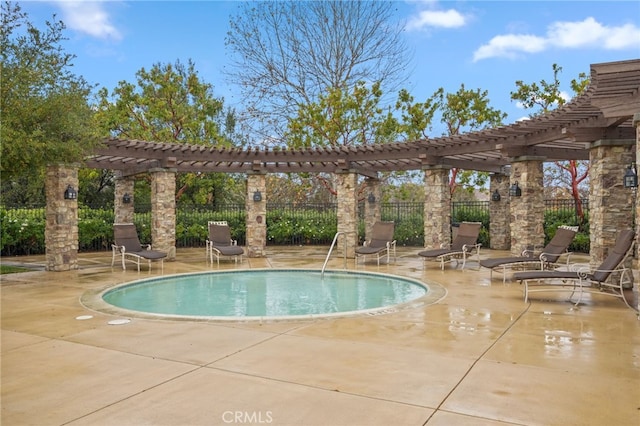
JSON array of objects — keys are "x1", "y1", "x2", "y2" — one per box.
[{"x1": 80, "y1": 268, "x2": 448, "y2": 323}]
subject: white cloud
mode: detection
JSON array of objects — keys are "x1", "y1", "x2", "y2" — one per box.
[
  {"x1": 407, "y1": 9, "x2": 468, "y2": 30},
  {"x1": 53, "y1": 1, "x2": 122, "y2": 40},
  {"x1": 546, "y1": 17, "x2": 606, "y2": 48},
  {"x1": 473, "y1": 34, "x2": 547, "y2": 61},
  {"x1": 474, "y1": 17, "x2": 640, "y2": 61}
]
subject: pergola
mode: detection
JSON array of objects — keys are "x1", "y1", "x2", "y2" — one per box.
[{"x1": 46, "y1": 59, "x2": 640, "y2": 273}]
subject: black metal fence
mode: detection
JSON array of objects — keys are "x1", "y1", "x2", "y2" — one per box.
[{"x1": 1, "y1": 199, "x2": 589, "y2": 255}]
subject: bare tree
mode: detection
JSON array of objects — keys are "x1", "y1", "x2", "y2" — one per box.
[{"x1": 224, "y1": 0, "x2": 410, "y2": 144}]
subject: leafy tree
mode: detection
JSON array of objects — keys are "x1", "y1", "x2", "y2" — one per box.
[
  {"x1": 78, "y1": 169, "x2": 115, "y2": 208},
  {"x1": 285, "y1": 80, "x2": 404, "y2": 198},
  {"x1": 395, "y1": 89, "x2": 440, "y2": 142},
  {"x1": 225, "y1": 0, "x2": 410, "y2": 144},
  {"x1": 1, "y1": 1, "x2": 98, "y2": 180},
  {"x1": 93, "y1": 59, "x2": 244, "y2": 206},
  {"x1": 286, "y1": 81, "x2": 398, "y2": 148},
  {"x1": 429, "y1": 85, "x2": 506, "y2": 196},
  {"x1": 95, "y1": 60, "x2": 233, "y2": 144},
  {"x1": 510, "y1": 63, "x2": 590, "y2": 223},
  {"x1": 0, "y1": 172, "x2": 46, "y2": 205}
]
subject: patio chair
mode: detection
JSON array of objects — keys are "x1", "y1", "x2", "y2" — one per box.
[
  {"x1": 355, "y1": 221, "x2": 396, "y2": 266},
  {"x1": 418, "y1": 221, "x2": 482, "y2": 270},
  {"x1": 513, "y1": 229, "x2": 637, "y2": 311},
  {"x1": 480, "y1": 225, "x2": 578, "y2": 282},
  {"x1": 206, "y1": 221, "x2": 244, "y2": 265},
  {"x1": 112, "y1": 223, "x2": 167, "y2": 271}
]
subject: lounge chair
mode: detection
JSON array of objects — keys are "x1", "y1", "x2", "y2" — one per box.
[
  {"x1": 206, "y1": 221, "x2": 244, "y2": 265},
  {"x1": 480, "y1": 225, "x2": 578, "y2": 282},
  {"x1": 112, "y1": 223, "x2": 167, "y2": 271},
  {"x1": 513, "y1": 229, "x2": 636, "y2": 311},
  {"x1": 355, "y1": 221, "x2": 396, "y2": 265},
  {"x1": 418, "y1": 221, "x2": 482, "y2": 270}
]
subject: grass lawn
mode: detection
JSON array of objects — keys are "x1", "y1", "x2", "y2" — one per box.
[{"x1": 1, "y1": 264, "x2": 30, "y2": 274}]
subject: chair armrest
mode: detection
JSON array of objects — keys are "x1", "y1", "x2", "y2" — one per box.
[
  {"x1": 539, "y1": 251, "x2": 573, "y2": 263},
  {"x1": 522, "y1": 244, "x2": 545, "y2": 258},
  {"x1": 567, "y1": 263, "x2": 628, "y2": 282},
  {"x1": 462, "y1": 243, "x2": 481, "y2": 253},
  {"x1": 569, "y1": 263, "x2": 590, "y2": 272},
  {"x1": 562, "y1": 252, "x2": 574, "y2": 264},
  {"x1": 112, "y1": 244, "x2": 125, "y2": 253}
]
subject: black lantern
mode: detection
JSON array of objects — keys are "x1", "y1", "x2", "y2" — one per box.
[
  {"x1": 491, "y1": 189, "x2": 501, "y2": 202},
  {"x1": 63, "y1": 185, "x2": 77, "y2": 200},
  {"x1": 122, "y1": 193, "x2": 132, "y2": 204},
  {"x1": 623, "y1": 163, "x2": 638, "y2": 188},
  {"x1": 368, "y1": 192, "x2": 376, "y2": 204},
  {"x1": 253, "y1": 190, "x2": 262, "y2": 202},
  {"x1": 509, "y1": 181, "x2": 522, "y2": 197}
]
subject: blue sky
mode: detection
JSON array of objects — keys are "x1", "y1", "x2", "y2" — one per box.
[{"x1": 20, "y1": 0, "x2": 640, "y2": 129}]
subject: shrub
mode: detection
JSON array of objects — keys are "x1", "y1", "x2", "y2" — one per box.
[{"x1": 0, "y1": 201, "x2": 591, "y2": 255}]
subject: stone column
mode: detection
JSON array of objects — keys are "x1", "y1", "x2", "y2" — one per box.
[
  {"x1": 114, "y1": 175, "x2": 135, "y2": 224},
  {"x1": 246, "y1": 173, "x2": 266, "y2": 257},
  {"x1": 589, "y1": 139, "x2": 635, "y2": 277},
  {"x1": 634, "y1": 113, "x2": 640, "y2": 276},
  {"x1": 44, "y1": 164, "x2": 79, "y2": 271},
  {"x1": 150, "y1": 168, "x2": 176, "y2": 260},
  {"x1": 509, "y1": 157, "x2": 544, "y2": 256},
  {"x1": 423, "y1": 166, "x2": 451, "y2": 249},
  {"x1": 364, "y1": 177, "x2": 381, "y2": 241},
  {"x1": 489, "y1": 173, "x2": 510, "y2": 250},
  {"x1": 336, "y1": 172, "x2": 358, "y2": 258}
]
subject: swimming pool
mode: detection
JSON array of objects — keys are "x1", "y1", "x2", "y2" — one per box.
[{"x1": 97, "y1": 269, "x2": 429, "y2": 321}]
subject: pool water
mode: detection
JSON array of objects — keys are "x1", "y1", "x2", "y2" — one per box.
[{"x1": 102, "y1": 269, "x2": 428, "y2": 319}]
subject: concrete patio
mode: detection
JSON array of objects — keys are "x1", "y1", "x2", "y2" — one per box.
[{"x1": 2, "y1": 246, "x2": 639, "y2": 425}]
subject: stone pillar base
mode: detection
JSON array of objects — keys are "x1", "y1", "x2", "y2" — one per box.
[
  {"x1": 248, "y1": 246, "x2": 265, "y2": 257},
  {"x1": 45, "y1": 164, "x2": 79, "y2": 271},
  {"x1": 246, "y1": 174, "x2": 267, "y2": 257}
]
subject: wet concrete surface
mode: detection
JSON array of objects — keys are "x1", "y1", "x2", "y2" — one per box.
[{"x1": 2, "y1": 246, "x2": 639, "y2": 425}]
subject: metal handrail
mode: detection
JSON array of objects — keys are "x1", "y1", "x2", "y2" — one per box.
[{"x1": 321, "y1": 231, "x2": 356, "y2": 277}]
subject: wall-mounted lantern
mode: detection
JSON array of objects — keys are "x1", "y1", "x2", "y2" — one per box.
[
  {"x1": 63, "y1": 185, "x2": 77, "y2": 200},
  {"x1": 253, "y1": 190, "x2": 262, "y2": 202},
  {"x1": 122, "y1": 193, "x2": 132, "y2": 204},
  {"x1": 368, "y1": 193, "x2": 376, "y2": 204},
  {"x1": 491, "y1": 189, "x2": 501, "y2": 202},
  {"x1": 509, "y1": 181, "x2": 522, "y2": 197},
  {"x1": 623, "y1": 163, "x2": 638, "y2": 188}
]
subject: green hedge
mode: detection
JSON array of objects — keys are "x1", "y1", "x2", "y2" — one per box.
[
  {"x1": 0, "y1": 203, "x2": 590, "y2": 256},
  {"x1": 267, "y1": 208, "x2": 336, "y2": 244}
]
